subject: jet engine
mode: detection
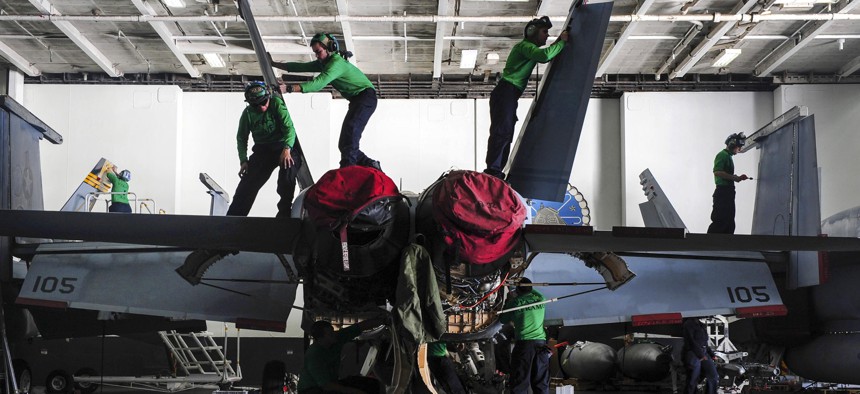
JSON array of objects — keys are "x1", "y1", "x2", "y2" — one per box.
[
  {"x1": 293, "y1": 167, "x2": 410, "y2": 315},
  {"x1": 416, "y1": 170, "x2": 526, "y2": 338}
]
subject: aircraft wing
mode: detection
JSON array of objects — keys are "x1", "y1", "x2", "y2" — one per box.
[
  {"x1": 16, "y1": 242, "x2": 296, "y2": 331},
  {"x1": 0, "y1": 210, "x2": 300, "y2": 254},
  {"x1": 524, "y1": 251, "x2": 785, "y2": 326},
  {"x1": 525, "y1": 225, "x2": 860, "y2": 252}
]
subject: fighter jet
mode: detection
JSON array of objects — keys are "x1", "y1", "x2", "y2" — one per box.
[{"x1": 3, "y1": 0, "x2": 860, "y2": 392}]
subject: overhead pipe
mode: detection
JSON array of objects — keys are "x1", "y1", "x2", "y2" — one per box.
[
  {"x1": 2, "y1": 13, "x2": 860, "y2": 23},
  {"x1": 655, "y1": 21, "x2": 703, "y2": 80}
]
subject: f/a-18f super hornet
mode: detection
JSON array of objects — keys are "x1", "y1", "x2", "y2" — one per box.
[{"x1": 3, "y1": 0, "x2": 860, "y2": 392}]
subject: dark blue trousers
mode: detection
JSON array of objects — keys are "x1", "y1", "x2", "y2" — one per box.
[
  {"x1": 707, "y1": 185, "x2": 736, "y2": 234},
  {"x1": 508, "y1": 340, "x2": 550, "y2": 394},
  {"x1": 684, "y1": 352, "x2": 719, "y2": 394},
  {"x1": 226, "y1": 142, "x2": 302, "y2": 218},
  {"x1": 109, "y1": 202, "x2": 132, "y2": 213},
  {"x1": 339, "y1": 88, "x2": 378, "y2": 168},
  {"x1": 485, "y1": 80, "x2": 523, "y2": 175},
  {"x1": 428, "y1": 355, "x2": 466, "y2": 394}
]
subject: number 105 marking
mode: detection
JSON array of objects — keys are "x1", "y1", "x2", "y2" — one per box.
[
  {"x1": 726, "y1": 286, "x2": 770, "y2": 303},
  {"x1": 32, "y1": 276, "x2": 77, "y2": 294}
]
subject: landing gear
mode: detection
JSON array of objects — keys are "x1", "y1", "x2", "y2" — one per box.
[
  {"x1": 45, "y1": 370, "x2": 72, "y2": 394},
  {"x1": 73, "y1": 368, "x2": 99, "y2": 394}
]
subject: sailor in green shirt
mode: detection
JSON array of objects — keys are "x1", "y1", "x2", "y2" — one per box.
[
  {"x1": 426, "y1": 342, "x2": 466, "y2": 394},
  {"x1": 225, "y1": 81, "x2": 301, "y2": 219},
  {"x1": 500, "y1": 277, "x2": 551, "y2": 394},
  {"x1": 106, "y1": 165, "x2": 132, "y2": 213},
  {"x1": 298, "y1": 318, "x2": 385, "y2": 394},
  {"x1": 484, "y1": 17, "x2": 569, "y2": 180},
  {"x1": 273, "y1": 33, "x2": 381, "y2": 171},
  {"x1": 707, "y1": 132, "x2": 750, "y2": 234}
]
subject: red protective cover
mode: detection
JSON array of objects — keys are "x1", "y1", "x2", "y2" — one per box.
[
  {"x1": 304, "y1": 166, "x2": 400, "y2": 228},
  {"x1": 432, "y1": 170, "x2": 526, "y2": 264}
]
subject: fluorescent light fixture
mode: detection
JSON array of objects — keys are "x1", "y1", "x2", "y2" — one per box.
[
  {"x1": 460, "y1": 49, "x2": 478, "y2": 69},
  {"x1": 486, "y1": 52, "x2": 500, "y2": 65},
  {"x1": 711, "y1": 48, "x2": 741, "y2": 68},
  {"x1": 202, "y1": 53, "x2": 225, "y2": 68},
  {"x1": 163, "y1": 0, "x2": 186, "y2": 7}
]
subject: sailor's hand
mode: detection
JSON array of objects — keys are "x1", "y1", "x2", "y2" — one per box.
[
  {"x1": 739, "y1": 174, "x2": 749, "y2": 181},
  {"x1": 280, "y1": 84, "x2": 301, "y2": 94},
  {"x1": 280, "y1": 148, "x2": 294, "y2": 169},
  {"x1": 238, "y1": 162, "x2": 249, "y2": 178},
  {"x1": 558, "y1": 30, "x2": 570, "y2": 42}
]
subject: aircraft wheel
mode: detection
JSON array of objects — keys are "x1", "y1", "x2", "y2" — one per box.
[
  {"x1": 261, "y1": 361, "x2": 286, "y2": 394},
  {"x1": 4, "y1": 359, "x2": 32, "y2": 394},
  {"x1": 73, "y1": 368, "x2": 99, "y2": 394},
  {"x1": 45, "y1": 370, "x2": 72, "y2": 394}
]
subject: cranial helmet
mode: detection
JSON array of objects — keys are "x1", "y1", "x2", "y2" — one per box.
[
  {"x1": 119, "y1": 170, "x2": 131, "y2": 182},
  {"x1": 524, "y1": 16, "x2": 553, "y2": 39},
  {"x1": 725, "y1": 132, "x2": 746, "y2": 148},
  {"x1": 310, "y1": 33, "x2": 340, "y2": 53},
  {"x1": 244, "y1": 81, "x2": 270, "y2": 106}
]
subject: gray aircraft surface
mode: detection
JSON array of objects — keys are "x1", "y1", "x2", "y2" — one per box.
[{"x1": 4, "y1": 1, "x2": 860, "y2": 393}]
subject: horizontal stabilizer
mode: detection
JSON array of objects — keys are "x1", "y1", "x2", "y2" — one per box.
[
  {"x1": 0, "y1": 210, "x2": 300, "y2": 254},
  {"x1": 17, "y1": 243, "x2": 296, "y2": 330},
  {"x1": 525, "y1": 225, "x2": 860, "y2": 253},
  {"x1": 525, "y1": 252, "x2": 784, "y2": 326}
]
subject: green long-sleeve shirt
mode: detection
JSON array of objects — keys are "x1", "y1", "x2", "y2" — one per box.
[
  {"x1": 106, "y1": 172, "x2": 130, "y2": 204},
  {"x1": 500, "y1": 289, "x2": 547, "y2": 341},
  {"x1": 284, "y1": 54, "x2": 375, "y2": 99},
  {"x1": 236, "y1": 96, "x2": 296, "y2": 164},
  {"x1": 501, "y1": 39, "x2": 566, "y2": 91},
  {"x1": 713, "y1": 149, "x2": 735, "y2": 186}
]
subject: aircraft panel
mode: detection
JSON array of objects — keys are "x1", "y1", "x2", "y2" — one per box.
[
  {"x1": 506, "y1": 1, "x2": 614, "y2": 201},
  {"x1": 18, "y1": 243, "x2": 296, "y2": 329},
  {"x1": 523, "y1": 252, "x2": 784, "y2": 326}
]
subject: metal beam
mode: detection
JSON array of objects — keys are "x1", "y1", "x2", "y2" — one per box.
[
  {"x1": 838, "y1": 53, "x2": 860, "y2": 77},
  {"x1": 0, "y1": 41, "x2": 40, "y2": 76},
  {"x1": 596, "y1": 0, "x2": 656, "y2": 77},
  {"x1": 433, "y1": 0, "x2": 451, "y2": 78},
  {"x1": 755, "y1": 0, "x2": 860, "y2": 77},
  {"x1": 131, "y1": 0, "x2": 200, "y2": 78},
  {"x1": 175, "y1": 41, "x2": 311, "y2": 55},
  {"x1": 27, "y1": 0, "x2": 121, "y2": 77},
  {"x1": 669, "y1": 0, "x2": 758, "y2": 79},
  {"x1": 334, "y1": 0, "x2": 357, "y2": 64}
]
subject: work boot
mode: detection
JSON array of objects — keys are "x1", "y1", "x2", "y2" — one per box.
[
  {"x1": 176, "y1": 249, "x2": 231, "y2": 285},
  {"x1": 365, "y1": 160, "x2": 382, "y2": 172},
  {"x1": 482, "y1": 168, "x2": 506, "y2": 181}
]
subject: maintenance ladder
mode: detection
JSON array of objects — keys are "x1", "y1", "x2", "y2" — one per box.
[{"x1": 159, "y1": 330, "x2": 240, "y2": 384}]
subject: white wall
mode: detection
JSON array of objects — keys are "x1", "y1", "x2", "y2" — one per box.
[
  {"x1": 180, "y1": 92, "x2": 333, "y2": 217},
  {"x1": 774, "y1": 85, "x2": 860, "y2": 220},
  {"x1": 25, "y1": 85, "x2": 183, "y2": 214},
  {"x1": 620, "y1": 91, "x2": 773, "y2": 233}
]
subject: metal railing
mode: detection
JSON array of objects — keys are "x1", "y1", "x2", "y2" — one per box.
[{"x1": 85, "y1": 192, "x2": 139, "y2": 213}]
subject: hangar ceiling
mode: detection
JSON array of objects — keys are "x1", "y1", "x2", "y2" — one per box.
[{"x1": 1, "y1": 0, "x2": 859, "y2": 97}]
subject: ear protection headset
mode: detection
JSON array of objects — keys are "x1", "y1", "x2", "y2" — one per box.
[
  {"x1": 244, "y1": 81, "x2": 270, "y2": 106},
  {"x1": 725, "y1": 132, "x2": 747, "y2": 148},
  {"x1": 311, "y1": 33, "x2": 340, "y2": 53},
  {"x1": 524, "y1": 16, "x2": 553, "y2": 39}
]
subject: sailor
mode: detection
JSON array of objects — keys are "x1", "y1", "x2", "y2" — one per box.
[
  {"x1": 273, "y1": 33, "x2": 381, "y2": 171},
  {"x1": 682, "y1": 317, "x2": 719, "y2": 394},
  {"x1": 500, "y1": 277, "x2": 551, "y2": 394},
  {"x1": 226, "y1": 81, "x2": 301, "y2": 218},
  {"x1": 426, "y1": 341, "x2": 466, "y2": 394},
  {"x1": 707, "y1": 132, "x2": 749, "y2": 234},
  {"x1": 298, "y1": 319, "x2": 385, "y2": 394},
  {"x1": 483, "y1": 17, "x2": 569, "y2": 180},
  {"x1": 106, "y1": 165, "x2": 132, "y2": 213}
]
